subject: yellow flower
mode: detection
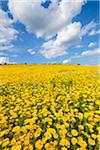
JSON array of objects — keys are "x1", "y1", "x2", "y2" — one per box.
[
  {"x1": 0, "y1": 130, "x2": 6, "y2": 137},
  {"x1": 53, "y1": 140, "x2": 58, "y2": 146},
  {"x1": 28, "y1": 144, "x2": 33, "y2": 150},
  {"x1": 2, "y1": 138, "x2": 9, "y2": 147},
  {"x1": 78, "y1": 137, "x2": 83, "y2": 141},
  {"x1": 23, "y1": 146, "x2": 29, "y2": 150},
  {"x1": 61, "y1": 128, "x2": 67, "y2": 134},
  {"x1": 77, "y1": 137, "x2": 87, "y2": 148},
  {"x1": 82, "y1": 141, "x2": 87, "y2": 147},
  {"x1": 24, "y1": 140, "x2": 30, "y2": 146},
  {"x1": 89, "y1": 128, "x2": 94, "y2": 133},
  {"x1": 78, "y1": 113, "x2": 83, "y2": 121},
  {"x1": 78, "y1": 125, "x2": 84, "y2": 130},
  {"x1": 79, "y1": 147, "x2": 87, "y2": 150},
  {"x1": 0, "y1": 139, "x2": 2, "y2": 145},
  {"x1": 47, "y1": 128, "x2": 56, "y2": 134},
  {"x1": 11, "y1": 145, "x2": 21, "y2": 150},
  {"x1": 71, "y1": 137, "x2": 77, "y2": 145},
  {"x1": 35, "y1": 140, "x2": 43, "y2": 149},
  {"x1": 61, "y1": 147, "x2": 68, "y2": 150},
  {"x1": 42, "y1": 137, "x2": 47, "y2": 144},
  {"x1": 53, "y1": 133, "x2": 58, "y2": 139},
  {"x1": 88, "y1": 138, "x2": 95, "y2": 145},
  {"x1": 12, "y1": 126, "x2": 20, "y2": 132},
  {"x1": 91, "y1": 134, "x2": 97, "y2": 139},
  {"x1": 43, "y1": 117, "x2": 52, "y2": 123},
  {"x1": 95, "y1": 100, "x2": 100, "y2": 105},
  {"x1": 44, "y1": 132, "x2": 52, "y2": 140},
  {"x1": 60, "y1": 139, "x2": 70, "y2": 147},
  {"x1": 34, "y1": 128, "x2": 42, "y2": 138},
  {"x1": 71, "y1": 129, "x2": 78, "y2": 136},
  {"x1": 11, "y1": 139, "x2": 16, "y2": 145},
  {"x1": 97, "y1": 127, "x2": 100, "y2": 132},
  {"x1": 45, "y1": 143, "x2": 53, "y2": 149},
  {"x1": 97, "y1": 134, "x2": 100, "y2": 143},
  {"x1": 84, "y1": 112, "x2": 89, "y2": 118}
]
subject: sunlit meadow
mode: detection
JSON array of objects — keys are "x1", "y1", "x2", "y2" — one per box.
[{"x1": 0, "y1": 65, "x2": 100, "y2": 150}]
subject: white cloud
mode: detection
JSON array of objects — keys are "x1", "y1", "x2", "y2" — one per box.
[
  {"x1": 75, "y1": 44, "x2": 83, "y2": 48},
  {"x1": 0, "y1": 44, "x2": 14, "y2": 51},
  {"x1": 0, "y1": 57, "x2": 9, "y2": 64},
  {"x1": 81, "y1": 21, "x2": 97, "y2": 36},
  {"x1": 62, "y1": 59, "x2": 70, "y2": 64},
  {"x1": 41, "y1": 20, "x2": 99, "y2": 58},
  {"x1": 8, "y1": 0, "x2": 85, "y2": 39},
  {"x1": 27, "y1": 48, "x2": 36, "y2": 55},
  {"x1": 8, "y1": 0, "x2": 99, "y2": 60},
  {"x1": 0, "y1": 56, "x2": 16, "y2": 64},
  {"x1": 89, "y1": 29, "x2": 100, "y2": 36},
  {"x1": 88, "y1": 42, "x2": 96, "y2": 48},
  {"x1": 0, "y1": 8, "x2": 18, "y2": 51},
  {"x1": 81, "y1": 48, "x2": 100, "y2": 57},
  {"x1": 41, "y1": 22, "x2": 81, "y2": 58},
  {"x1": 8, "y1": 0, "x2": 90, "y2": 59},
  {"x1": 7, "y1": 0, "x2": 100, "y2": 60},
  {"x1": 72, "y1": 48, "x2": 100, "y2": 58}
]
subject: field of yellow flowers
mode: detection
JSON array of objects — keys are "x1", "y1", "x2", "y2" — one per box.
[{"x1": 0, "y1": 64, "x2": 100, "y2": 150}]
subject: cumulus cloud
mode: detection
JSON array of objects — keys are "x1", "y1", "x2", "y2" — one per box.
[
  {"x1": 8, "y1": 0, "x2": 89, "y2": 58},
  {"x1": 75, "y1": 44, "x2": 83, "y2": 48},
  {"x1": 8, "y1": 0, "x2": 99, "y2": 59},
  {"x1": 41, "y1": 19, "x2": 99, "y2": 58},
  {"x1": 7, "y1": 0, "x2": 100, "y2": 60},
  {"x1": 8, "y1": 0, "x2": 85, "y2": 39},
  {"x1": 0, "y1": 57, "x2": 9, "y2": 64},
  {"x1": 41, "y1": 22, "x2": 81, "y2": 58},
  {"x1": 62, "y1": 59, "x2": 70, "y2": 64},
  {"x1": 88, "y1": 42, "x2": 96, "y2": 48},
  {"x1": 0, "y1": 8, "x2": 18, "y2": 51},
  {"x1": 72, "y1": 48, "x2": 100, "y2": 58},
  {"x1": 81, "y1": 21, "x2": 97, "y2": 36},
  {"x1": 0, "y1": 56, "x2": 16, "y2": 64},
  {"x1": 27, "y1": 48, "x2": 36, "y2": 55},
  {"x1": 89, "y1": 29, "x2": 100, "y2": 36},
  {"x1": 0, "y1": 44, "x2": 14, "y2": 51},
  {"x1": 81, "y1": 48, "x2": 100, "y2": 57}
]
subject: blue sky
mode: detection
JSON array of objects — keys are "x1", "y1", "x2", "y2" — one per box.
[{"x1": 0, "y1": 0, "x2": 99, "y2": 65}]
